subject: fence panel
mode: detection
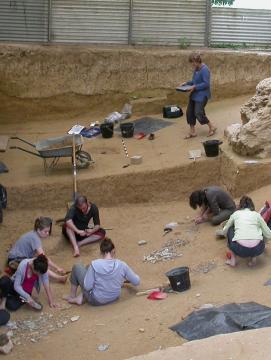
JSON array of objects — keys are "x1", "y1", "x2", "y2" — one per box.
[
  {"x1": 0, "y1": 0, "x2": 48, "y2": 42},
  {"x1": 211, "y1": 7, "x2": 271, "y2": 46},
  {"x1": 51, "y1": 0, "x2": 130, "y2": 44},
  {"x1": 132, "y1": 0, "x2": 208, "y2": 46}
]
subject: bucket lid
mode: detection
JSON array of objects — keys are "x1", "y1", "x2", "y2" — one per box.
[
  {"x1": 166, "y1": 266, "x2": 189, "y2": 277},
  {"x1": 203, "y1": 139, "x2": 222, "y2": 146}
]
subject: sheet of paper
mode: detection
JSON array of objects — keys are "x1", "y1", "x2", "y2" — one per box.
[{"x1": 68, "y1": 124, "x2": 85, "y2": 135}]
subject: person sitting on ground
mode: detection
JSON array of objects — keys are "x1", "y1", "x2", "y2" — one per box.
[
  {"x1": 0, "y1": 255, "x2": 56, "y2": 311},
  {"x1": 62, "y1": 195, "x2": 106, "y2": 257},
  {"x1": 189, "y1": 186, "x2": 236, "y2": 225},
  {"x1": 7, "y1": 217, "x2": 67, "y2": 283},
  {"x1": 63, "y1": 237, "x2": 140, "y2": 306},
  {"x1": 220, "y1": 196, "x2": 271, "y2": 267}
]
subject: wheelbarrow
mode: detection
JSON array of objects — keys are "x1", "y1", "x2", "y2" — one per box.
[{"x1": 10, "y1": 135, "x2": 93, "y2": 171}]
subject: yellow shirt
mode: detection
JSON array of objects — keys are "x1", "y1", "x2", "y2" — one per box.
[{"x1": 223, "y1": 209, "x2": 271, "y2": 241}]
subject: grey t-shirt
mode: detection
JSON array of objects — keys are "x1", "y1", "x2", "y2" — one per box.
[
  {"x1": 205, "y1": 186, "x2": 236, "y2": 216},
  {"x1": 8, "y1": 230, "x2": 42, "y2": 260}
]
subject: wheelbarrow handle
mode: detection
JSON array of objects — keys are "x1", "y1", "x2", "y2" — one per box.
[
  {"x1": 10, "y1": 136, "x2": 35, "y2": 148},
  {"x1": 9, "y1": 146, "x2": 42, "y2": 157}
]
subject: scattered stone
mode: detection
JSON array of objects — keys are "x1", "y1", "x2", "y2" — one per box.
[
  {"x1": 62, "y1": 321, "x2": 68, "y2": 325},
  {"x1": 139, "y1": 328, "x2": 145, "y2": 333},
  {"x1": 0, "y1": 334, "x2": 13, "y2": 354},
  {"x1": 196, "y1": 293, "x2": 201, "y2": 297},
  {"x1": 6, "y1": 321, "x2": 17, "y2": 330},
  {"x1": 138, "y1": 240, "x2": 147, "y2": 246},
  {"x1": 97, "y1": 344, "x2": 110, "y2": 351},
  {"x1": 6, "y1": 331, "x2": 13, "y2": 337},
  {"x1": 30, "y1": 338, "x2": 37, "y2": 343},
  {"x1": 70, "y1": 316, "x2": 80, "y2": 322},
  {"x1": 192, "y1": 260, "x2": 217, "y2": 274},
  {"x1": 143, "y1": 239, "x2": 188, "y2": 264}
]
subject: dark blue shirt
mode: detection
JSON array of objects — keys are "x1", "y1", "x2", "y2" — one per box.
[{"x1": 187, "y1": 63, "x2": 211, "y2": 102}]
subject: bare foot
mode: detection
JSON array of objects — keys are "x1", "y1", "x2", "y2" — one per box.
[
  {"x1": 207, "y1": 127, "x2": 217, "y2": 137},
  {"x1": 67, "y1": 294, "x2": 83, "y2": 305},
  {"x1": 225, "y1": 258, "x2": 237, "y2": 267},
  {"x1": 59, "y1": 274, "x2": 68, "y2": 283},
  {"x1": 62, "y1": 294, "x2": 73, "y2": 302},
  {"x1": 248, "y1": 257, "x2": 257, "y2": 267},
  {"x1": 73, "y1": 248, "x2": 80, "y2": 257}
]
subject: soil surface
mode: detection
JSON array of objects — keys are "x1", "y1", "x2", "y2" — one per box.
[{"x1": 1, "y1": 93, "x2": 271, "y2": 360}]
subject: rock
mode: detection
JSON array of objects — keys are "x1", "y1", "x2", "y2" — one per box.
[
  {"x1": 6, "y1": 321, "x2": 17, "y2": 330},
  {"x1": 139, "y1": 328, "x2": 145, "y2": 333},
  {"x1": 6, "y1": 331, "x2": 13, "y2": 337},
  {"x1": 97, "y1": 344, "x2": 110, "y2": 351},
  {"x1": 0, "y1": 334, "x2": 13, "y2": 354},
  {"x1": 226, "y1": 77, "x2": 271, "y2": 158},
  {"x1": 138, "y1": 240, "x2": 147, "y2": 246},
  {"x1": 200, "y1": 303, "x2": 214, "y2": 309},
  {"x1": 196, "y1": 293, "x2": 201, "y2": 297},
  {"x1": 70, "y1": 316, "x2": 80, "y2": 322}
]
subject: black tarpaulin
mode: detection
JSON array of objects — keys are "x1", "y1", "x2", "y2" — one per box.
[{"x1": 170, "y1": 302, "x2": 271, "y2": 341}]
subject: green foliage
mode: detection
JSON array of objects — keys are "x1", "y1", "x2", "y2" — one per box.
[
  {"x1": 210, "y1": 42, "x2": 247, "y2": 49},
  {"x1": 178, "y1": 37, "x2": 191, "y2": 49},
  {"x1": 212, "y1": 0, "x2": 235, "y2": 5}
]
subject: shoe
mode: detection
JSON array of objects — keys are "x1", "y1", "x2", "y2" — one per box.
[
  {"x1": 184, "y1": 133, "x2": 197, "y2": 139},
  {"x1": 207, "y1": 128, "x2": 217, "y2": 137}
]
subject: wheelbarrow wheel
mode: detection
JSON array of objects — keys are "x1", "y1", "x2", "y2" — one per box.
[{"x1": 75, "y1": 150, "x2": 92, "y2": 169}]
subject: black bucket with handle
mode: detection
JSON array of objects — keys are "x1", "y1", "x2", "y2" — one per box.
[
  {"x1": 100, "y1": 123, "x2": 114, "y2": 138},
  {"x1": 120, "y1": 122, "x2": 134, "y2": 138},
  {"x1": 165, "y1": 266, "x2": 191, "y2": 292},
  {"x1": 203, "y1": 139, "x2": 223, "y2": 157}
]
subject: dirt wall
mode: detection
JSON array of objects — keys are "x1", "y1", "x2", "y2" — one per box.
[{"x1": 0, "y1": 44, "x2": 270, "y2": 107}]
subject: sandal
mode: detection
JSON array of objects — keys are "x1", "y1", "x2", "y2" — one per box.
[
  {"x1": 184, "y1": 133, "x2": 197, "y2": 139},
  {"x1": 207, "y1": 128, "x2": 217, "y2": 137}
]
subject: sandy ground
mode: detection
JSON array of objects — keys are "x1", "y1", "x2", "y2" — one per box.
[{"x1": 1, "y1": 94, "x2": 271, "y2": 359}]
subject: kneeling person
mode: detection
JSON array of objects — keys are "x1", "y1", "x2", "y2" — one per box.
[
  {"x1": 63, "y1": 238, "x2": 140, "y2": 306},
  {"x1": 63, "y1": 195, "x2": 106, "y2": 257}
]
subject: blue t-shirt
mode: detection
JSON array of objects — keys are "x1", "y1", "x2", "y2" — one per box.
[{"x1": 187, "y1": 63, "x2": 211, "y2": 102}]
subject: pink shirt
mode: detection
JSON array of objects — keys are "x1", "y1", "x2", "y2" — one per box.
[{"x1": 22, "y1": 263, "x2": 38, "y2": 294}]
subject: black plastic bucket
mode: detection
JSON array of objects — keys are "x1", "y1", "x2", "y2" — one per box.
[
  {"x1": 165, "y1": 266, "x2": 191, "y2": 292},
  {"x1": 120, "y1": 122, "x2": 134, "y2": 138},
  {"x1": 100, "y1": 123, "x2": 114, "y2": 138},
  {"x1": 203, "y1": 139, "x2": 223, "y2": 157}
]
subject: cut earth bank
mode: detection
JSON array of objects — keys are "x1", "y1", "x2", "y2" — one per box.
[{"x1": 1, "y1": 45, "x2": 271, "y2": 360}]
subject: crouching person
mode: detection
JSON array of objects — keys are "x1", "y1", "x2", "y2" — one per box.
[
  {"x1": 0, "y1": 255, "x2": 56, "y2": 311},
  {"x1": 222, "y1": 196, "x2": 271, "y2": 267},
  {"x1": 63, "y1": 238, "x2": 140, "y2": 306}
]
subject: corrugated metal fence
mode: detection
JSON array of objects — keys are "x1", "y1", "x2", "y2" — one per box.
[
  {"x1": 0, "y1": 0, "x2": 48, "y2": 42},
  {"x1": 51, "y1": 0, "x2": 130, "y2": 44},
  {"x1": 0, "y1": 0, "x2": 270, "y2": 47},
  {"x1": 211, "y1": 7, "x2": 271, "y2": 47},
  {"x1": 131, "y1": 0, "x2": 208, "y2": 46}
]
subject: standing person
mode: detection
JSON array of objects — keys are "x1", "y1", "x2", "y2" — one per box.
[
  {"x1": 0, "y1": 255, "x2": 56, "y2": 311},
  {"x1": 8, "y1": 217, "x2": 67, "y2": 283},
  {"x1": 180, "y1": 52, "x2": 216, "y2": 139},
  {"x1": 189, "y1": 186, "x2": 236, "y2": 225},
  {"x1": 62, "y1": 195, "x2": 106, "y2": 257},
  {"x1": 220, "y1": 196, "x2": 271, "y2": 267},
  {"x1": 63, "y1": 237, "x2": 140, "y2": 306}
]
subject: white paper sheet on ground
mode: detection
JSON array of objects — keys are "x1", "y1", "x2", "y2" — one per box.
[
  {"x1": 68, "y1": 124, "x2": 85, "y2": 135},
  {"x1": 189, "y1": 149, "x2": 202, "y2": 160}
]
